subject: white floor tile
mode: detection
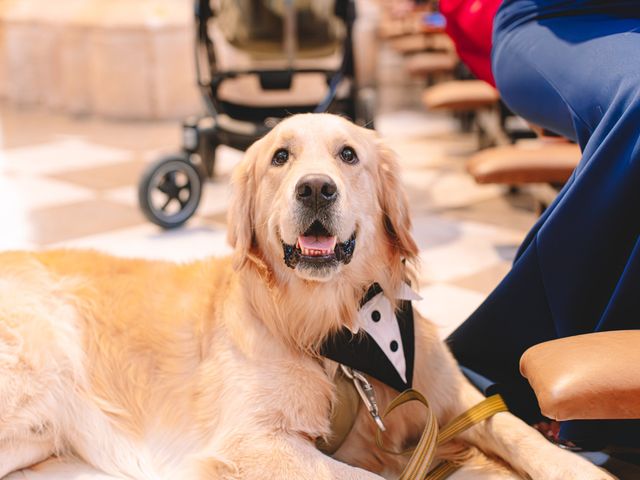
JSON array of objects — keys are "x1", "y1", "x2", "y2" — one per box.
[
  {"x1": 419, "y1": 244, "x2": 503, "y2": 284},
  {"x1": 415, "y1": 218, "x2": 524, "y2": 283},
  {"x1": 0, "y1": 175, "x2": 35, "y2": 250},
  {"x1": 213, "y1": 145, "x2": 244, "y2": 177},
  {"x1": 102, "y1": 184, "x2": 138, "y2": 207},
  {"x1": 50, "y1": 219, "x2": 232, "y2": 262},
  {"x1": 0, "y1": 228, "x2": 36, "y2": 251},
  {"x1": 403, "y1": 169, "x2": 503, "y2": 212},
  {"x1": 0, "y1": 137, "x2": 132, "y2": 175},
  {"x1": 376, "y1": 110, "x2": 458, "y2": 139},
  {"x1": 414, "y1": 283, "x2": 486, "y2": 339},
  {"x1": 199, "y1": 180, "x2": 231, "y2": 216},
  {"x1": 392, "y1": 137, "x2": 476, "y2": 170},
  {"x1": 1, "y1": 173, "x2": 95, "y2": 210}
]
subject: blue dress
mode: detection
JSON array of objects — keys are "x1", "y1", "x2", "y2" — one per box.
[{"x1": 447, "y1": 0, "x2": 640, "y2": 448}]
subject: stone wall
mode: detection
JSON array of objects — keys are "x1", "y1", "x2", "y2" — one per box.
[{"x1": 0, "y1": 0, "x2": 200, "y2": 119}]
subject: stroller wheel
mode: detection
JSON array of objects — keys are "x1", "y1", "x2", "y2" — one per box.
[{"x1": 138, "y1": 155, "x2": 203, "y2": 229}]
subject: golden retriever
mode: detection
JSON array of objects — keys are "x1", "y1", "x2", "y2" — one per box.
[{"x1": 0, "y1": 114, "x2": 611, "y2": 480}]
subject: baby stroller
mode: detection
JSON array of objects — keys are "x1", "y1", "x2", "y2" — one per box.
[{"x1": 139, "y1": 0, "x2": 376, "y2": 229}]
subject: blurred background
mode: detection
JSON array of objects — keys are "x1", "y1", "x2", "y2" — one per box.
[{"x1": 0, "y1": 0, "x2": 559, "y2": 342}]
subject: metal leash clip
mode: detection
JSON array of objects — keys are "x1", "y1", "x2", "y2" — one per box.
[{"x1": 340, "y1": 365, "x2": 386, "y2": 431}]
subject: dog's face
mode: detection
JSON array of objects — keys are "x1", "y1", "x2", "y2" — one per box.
[{"x1": 229, "y1": 114, "x2": 417, "y2": 286}]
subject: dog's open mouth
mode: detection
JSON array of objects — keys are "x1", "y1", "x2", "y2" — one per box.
[{"x1": 282, "y1": 221, "x2": 356, "y2": 269}]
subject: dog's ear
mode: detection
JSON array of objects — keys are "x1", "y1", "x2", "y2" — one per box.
[
  {"x1": 375, "y1": 140, "x2": 418, "y2": 262},
  {"x1": 228, "y1": 140, "x2": 260, "y2": 270}
]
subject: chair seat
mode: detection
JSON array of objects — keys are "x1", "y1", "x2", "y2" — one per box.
[
  {"x1": 520, "y1": 331, "x2": 640, "y2": 421},
  {"x1": 390, "y1": 32, "x2": 453, "y2": 54},
  {"x1": 406, "y1": 52, "x2": 458, "y2": 76},
  {"x1": 422, "y1": 80, "x2": 499, "y2": 111},
  {"x1": 390, "y1": 33, "x2": 430, "y2": 53},
  {"x1": 218, "y1": 73, "x2": 329, "y2": 107},
  {"x1": 379, "y1": 18, "x2": 419, "y2": 39},
  {"x1": 467, "y1": 141, "x2": 581, "y2": 184}
]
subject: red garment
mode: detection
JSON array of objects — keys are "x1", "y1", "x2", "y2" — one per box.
[{"x1": 439, "y1": 0, "x2": 502, "y2": 86}]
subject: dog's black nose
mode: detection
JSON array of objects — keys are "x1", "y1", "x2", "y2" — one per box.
[{"x1": 296, "y1": 175, "x2": 337, "y2": 210}]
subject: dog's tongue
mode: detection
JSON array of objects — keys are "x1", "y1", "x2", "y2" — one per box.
[{"x1": 297, "y1": 235, "x2": 337, "y2": 252}]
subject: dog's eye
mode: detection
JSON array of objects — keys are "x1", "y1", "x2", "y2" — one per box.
[
  {"x1": 339, "y1": 146, "x2": 358, "y2": 165},
  {"x1": 272, "y1": 148, "x2": 290, "y2": 166}
]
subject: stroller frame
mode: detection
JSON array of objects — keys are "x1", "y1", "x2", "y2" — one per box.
[{"x1": 139, "y1": 0, "x2": 374, "y2": 229}]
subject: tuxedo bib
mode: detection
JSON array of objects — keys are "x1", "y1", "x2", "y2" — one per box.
[{"x1": 320, "y1": 283, "x2": 420, "y2": 392}]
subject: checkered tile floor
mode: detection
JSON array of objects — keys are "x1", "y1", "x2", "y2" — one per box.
[
  {"x1": 0, "y1": 46, "x2": 538, "y2": 479},
  {"x1": 0, "y1": 106, "x2": 535, "y2": 335}
]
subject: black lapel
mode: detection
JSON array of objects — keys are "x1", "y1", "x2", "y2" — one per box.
[
  {"x1": 397, "y1": 299, "x2": 415, "y2": 390},
  {"x1": 360, "y1": 283, "x2": 383, "y2": 306}
]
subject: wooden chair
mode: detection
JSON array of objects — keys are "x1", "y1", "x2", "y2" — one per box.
[
  {"x1": 405, "y1": 51, "x2": 458, "y2": 78},
  {"x1": 466, "y1": 140, "x2": 581, "y2": 185}
]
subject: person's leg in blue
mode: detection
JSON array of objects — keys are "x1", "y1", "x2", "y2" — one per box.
[{"x1": 447, "y1": 0, "x2": 640, "y2": 449}]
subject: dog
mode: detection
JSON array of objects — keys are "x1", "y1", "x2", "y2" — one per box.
[{"x1": 0, "y1": 114, "x2": 611, "y2": 479}]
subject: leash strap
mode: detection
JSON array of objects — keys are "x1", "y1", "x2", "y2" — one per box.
[
  {"x1": 376, "y1": 389, "x2": 438, "y2": 479},
  {"x1": 424, "y1": 461, "x2": 460, "y2": 480},
  {"x1": 437, "y1": 394, "x2": 508, "y2": 445},
  {"x1": 375, "y1": 390, "x2": 508, "y2": 480}
]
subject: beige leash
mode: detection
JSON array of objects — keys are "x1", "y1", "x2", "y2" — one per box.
[
  {"x1": 318, "y1": 367, "x2": 508, "y2": 480},
  {"x1": 376, "y1": 389, "x2": 509, "y2": 480}
]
